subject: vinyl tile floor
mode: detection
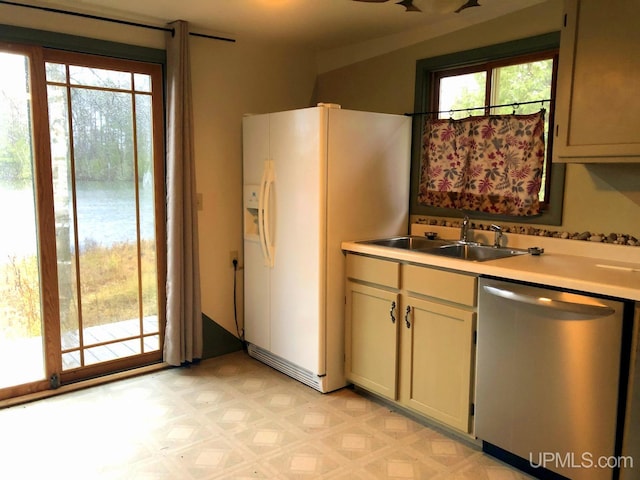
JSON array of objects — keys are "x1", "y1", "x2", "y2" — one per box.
[{"x1": 0, "y1": 351, "x2": 534, "y2": 480}]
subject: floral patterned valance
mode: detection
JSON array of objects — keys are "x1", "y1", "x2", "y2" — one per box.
[{"x1": 417, "y1": 110, "x2": 546, "y2": 216}]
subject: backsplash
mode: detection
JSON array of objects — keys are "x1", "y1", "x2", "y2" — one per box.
[{"x1": 414, "y1": 217, "x2": 640, "y2": 247}]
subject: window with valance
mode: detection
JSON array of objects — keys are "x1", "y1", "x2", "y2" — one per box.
[{"x1": 410, "y1": 33, "x2": 566, "y2": 225}]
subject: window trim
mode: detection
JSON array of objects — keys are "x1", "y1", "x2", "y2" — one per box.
[
  {"x1": 410, "y1": 32, "x2": 565, "y2": 226},
  {"x1": 0, "y1": 23, "x2": 165, "y2": 64}
]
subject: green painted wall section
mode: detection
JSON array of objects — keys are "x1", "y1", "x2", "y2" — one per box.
[
  {"x1": 0, "y1": 23, "x2": 165, "y2": 63},
  {"x1": 201, "y1": 313, "x2": 242, "y2": 359}
]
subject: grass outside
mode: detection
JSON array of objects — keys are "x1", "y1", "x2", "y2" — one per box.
[{"x1": 1, "y1": 240, "x2": 158, "y2": 339}]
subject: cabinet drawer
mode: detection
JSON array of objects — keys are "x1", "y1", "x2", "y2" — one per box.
[
  {"x1": 346, "y1": 254, "x2": 400, "y2": 289},
  {"x1": 404, "y1": 264, "x2": 477, "y2": 306}
]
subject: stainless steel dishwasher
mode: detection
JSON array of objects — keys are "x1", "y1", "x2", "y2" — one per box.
[{"x1": 476, "y1": 278, "x2": 628, "y2": 480}]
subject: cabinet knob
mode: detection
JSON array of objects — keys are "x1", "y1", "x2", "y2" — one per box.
[
  {"x1": 404, "y1": 306, "x2": 412, "y2": 328},
  {"x1": 389, "y1": 301, "x2": 396, "y2": 324}
]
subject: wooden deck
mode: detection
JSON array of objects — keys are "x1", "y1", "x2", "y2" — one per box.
[
  {"x1": 61, "y1": 316, "x2": 160, "y2": 369},
  {"x1": 0, "y1": 316, "x2": 159, "y2": 388}
]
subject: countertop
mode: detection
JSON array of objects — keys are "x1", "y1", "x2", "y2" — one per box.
[{"x1": 341, "y1": 225, "x2": 640, "y2": 302}]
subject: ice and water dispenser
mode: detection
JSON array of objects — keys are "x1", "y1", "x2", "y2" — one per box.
[{"x1": 243, "y1": 185, "x2": 260, "y2": 242}]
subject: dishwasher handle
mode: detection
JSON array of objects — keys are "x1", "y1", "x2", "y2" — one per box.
[{"x1": 482, "y1": 285, "x2": 616, "y2": 317}]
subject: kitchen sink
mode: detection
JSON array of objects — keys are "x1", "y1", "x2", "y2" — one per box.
[
  {"x1": 360, "y1": 236, "x2": 529, "y2": 262},
  {"x1": 427, "y1": 243, "x2": 528, "y2": 262},
  {"x1": 361, "y1": 235, "x2": 453, "y2": 250}
]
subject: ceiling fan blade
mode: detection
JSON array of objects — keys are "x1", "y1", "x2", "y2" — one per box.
[
  {"x1": 352, "y1": 0, "x2": 421, "y2": 12},
  {"x1": 397, "y1": 0, "x2": 421, "y2": 11},
  {"x1": 455, "y1": 0, "x2": 481, "y2": 13}
]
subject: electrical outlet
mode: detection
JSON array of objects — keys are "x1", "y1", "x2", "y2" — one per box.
[{"x1": 230, "y1": 250, "x2": 238, "y2": 267}]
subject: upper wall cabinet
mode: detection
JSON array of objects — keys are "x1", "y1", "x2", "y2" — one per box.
[{"x1": 553, "y1": 0, "x2": 640, "y2": 163}]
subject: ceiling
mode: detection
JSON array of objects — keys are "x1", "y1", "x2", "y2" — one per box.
[{"x1": 19, "y1": 0, "x2": 547, "y2": 51}]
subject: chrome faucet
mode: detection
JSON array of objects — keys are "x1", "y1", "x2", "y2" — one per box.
[
  {"x1": 490, "y1": 224, "x2": 503, "y2": 248},
  {"x1": 459, "y1": 215, "x2": 470, "y2": 243}
]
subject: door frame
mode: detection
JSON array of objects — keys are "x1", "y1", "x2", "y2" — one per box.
[{"x1": 0, "y1": 42, "x2": 166, "y2": 401}]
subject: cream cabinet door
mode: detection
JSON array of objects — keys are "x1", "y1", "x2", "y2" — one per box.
[
  {"x1": 400, "y1": 295, "x2": 475, "y2": 433},
  {"x1": 554, "y1": 0, "x2": 640, "y2": 162},
  {"x1": 345, "y1": 281, "x2": 400, "y2": 400}
]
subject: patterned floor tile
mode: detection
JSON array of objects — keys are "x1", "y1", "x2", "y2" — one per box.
[
  {"x1": 203, "y1": 397, "x2": 269, "y2": 434},
  {"x1": 250, "y1": 386, "x2": 318, "y2": 415},
  {"x1": 358, "y1": 447, "x2": 444, "y2": 479},
  {"x1": 0, "y1": 351, "x2": 533, "y2": 480},
  {"x1": 231, "y1": 417, "x2": 306, "y2": 456},
  {"x1": 167, "y1": 436, "x2": 251, "y2": 479},
  {"x1": 147, "y1": 414, "x2": 219, "y2": 452},
  {"x1": 436, "y1": 452, "x2": 536, "y2": 479},
  {"x1": 283, "y1": 403, "x2": 348, "y2": 435},
  {"x1": 319, "y1": 424, "x2": 391, "y2": 461},
  {"x1": 262, "y1": 443, "x2": 343, "y2": 479},
  {"x1": 365, "y1": 410, "x2": 426, "y2": 441},
  {"x1": 324, "y1": 388, "x2": 388, "y2": 418},
  {"x1": 211, "y1": 461, "x2": 282, "y2": 480},
  {"x1": 403, "y1": 430, "x2": 478, "y2": 468}
]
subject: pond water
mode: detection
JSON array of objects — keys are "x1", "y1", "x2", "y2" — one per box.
[{"x1": 0, "y1": 181, "x2": 156, "y2": 263}]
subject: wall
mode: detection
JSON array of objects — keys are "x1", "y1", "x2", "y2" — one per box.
[
  {"x1": 314, "y1": 1, "x2": 640, "y2": 240},
  {"x1": 1, "y1": 4, "x2": 318, "y2": 341},
  {"x1": 189, "y1": 35, "x2": 317, "y2": 341}
]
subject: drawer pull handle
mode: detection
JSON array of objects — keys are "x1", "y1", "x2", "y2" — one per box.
[
  {"x1": 389, "y1": 301, "x2": 396, "y2": 323},
  {"x1": 404, "y1": 306, "x2": 412, "y2": 328}
]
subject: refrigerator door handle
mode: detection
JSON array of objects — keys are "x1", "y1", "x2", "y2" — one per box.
[
  {"x1": 258, "y1": 160, "x2": 270, "y2": 266},
  {"x1": 263, "y1": 160, "x2": 275, "y2": 267}
]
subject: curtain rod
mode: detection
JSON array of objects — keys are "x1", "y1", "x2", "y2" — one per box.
[
  {"x1": 0, "y1": 0, "x2": 236, "y2": 43},
  {"x1": 405, "y1": 98, "x2": 551, "y2": 117}
]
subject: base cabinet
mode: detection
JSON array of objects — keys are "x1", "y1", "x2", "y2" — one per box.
[
  {"x1": 345, "y1": 254, "x2": 401, "y2": 400},
  {"x1": 344, "y1": 253, "x2": 477, "y2": 434},
  {"x1": 399, "y1": 296, "x2": 475, "y2": 433},
  {"x1": 345, "y1": 282, "x2": 400, "y2": 400}
]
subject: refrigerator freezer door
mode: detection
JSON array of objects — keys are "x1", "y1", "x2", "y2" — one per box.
[
  {"x1": 243, "y1": 239, "x2": 270, "y2": 348},
  {"x1": 243, "y1": 114, "x2": 271, "y2": 350},
  {"x1": 243, "y1": 114, "x2": 269, "y2": 184}
]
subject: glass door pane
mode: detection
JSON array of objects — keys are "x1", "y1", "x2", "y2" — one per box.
[
  {"x1": 46, "y1": 59, "x2": 161, "y2": 373},
  {"x1": 0, "y1": 52, "x2": 46, "y2": 388}
]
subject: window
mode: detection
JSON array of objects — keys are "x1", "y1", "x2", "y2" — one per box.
[
  {"x1": 410, "y1": 33, "x2": 565, "y2": 225},
  {"x1": 433, "y1": 52, "x2": 556, "y2": 204}
]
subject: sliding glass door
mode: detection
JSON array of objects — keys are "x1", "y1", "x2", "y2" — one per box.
[
  {"x1": 45, "y1": 51, "x2": 165, "y2": 383},
  {"x1": 0, "y1": 44, "x2": 165, "y2": 400}
]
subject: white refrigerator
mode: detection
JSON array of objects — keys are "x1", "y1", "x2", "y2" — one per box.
[{"x1": 242, "y1": 104, "x2": 410, "y2": 393}]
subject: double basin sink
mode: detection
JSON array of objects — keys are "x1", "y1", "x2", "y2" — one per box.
[{"x1": 360, "y1": 236, "x2": 528, "y2": 262}]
